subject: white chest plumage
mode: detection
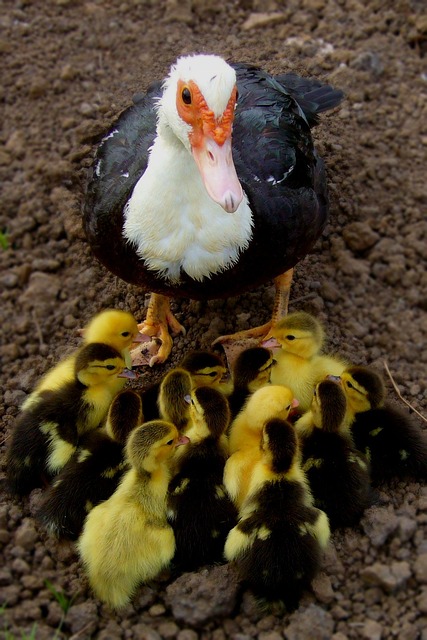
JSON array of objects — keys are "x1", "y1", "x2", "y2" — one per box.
[{"x1": 122, "y1": 138, "x2": 253, "y2": 283}]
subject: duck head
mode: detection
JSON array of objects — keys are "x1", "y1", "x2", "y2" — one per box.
[{"x1": 158, "y1": 54, "x2": 243, "y2": 213}]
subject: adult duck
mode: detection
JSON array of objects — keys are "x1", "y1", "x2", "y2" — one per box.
[{"x1": 83, "y1": 54, "x2": 343, "y2": 365}]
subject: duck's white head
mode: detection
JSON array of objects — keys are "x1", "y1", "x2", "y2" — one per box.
[{"x1": 158, "y1": 54, "x2": 243, "y2": 213}]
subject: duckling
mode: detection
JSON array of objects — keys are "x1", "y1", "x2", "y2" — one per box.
[
  {"x1": 224, "y1": 418, "x2": 330, "y2": 608},
  {"x1": 157, "y1": 368, "x2": 193, "y2": 431},
  {"x1": 78, "y1": 420, "x2": 189, "y2": 609},
  {"x1": 180, "y1": 350, "x2": 229, "y2": 393},
  {"x1": 6, "y1": 343, "x2": 134, "y2": 496},
  {"x1": 34, "y1": 309, "x2": 143, "y2": 399},
  {"x1": 140, "y1": 350, "x2": 228, "y2": 422},
  {"x1": 167, "y1": 386, "x2": 236, "y2": 571},
  {"x1": 36, "y1": 389, "x2": 143, "y2": 540},
  {"x1": 267, "y1": 311, "x2": 347, "y2": 413},
  {"x1": 228, "y1": 385, "x2": 298, "y2": 454},
  {"x1": 225, "y1": 385, "x2": 299, "y2": 509},
  {"x1": 341, "y1": 366, "x2": 427, "y2": 483},
  {"x1": 295, "y1": 380, "x2": 371, "y2": 528},
  {"x1": 228, "y1": 346, "x2": 275, "y2": 419}
]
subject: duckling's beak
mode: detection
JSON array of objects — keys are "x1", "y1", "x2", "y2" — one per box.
[
  {"x1": 261, "y1": 337, "x2": 281, "y2": 353},
  {"x1": 291, "y1": 398, "x2": 299, "y2": 408},
  {"x1": 175, "y1": 435, "x2": 190, "y2": 447},
  {"x1": 132, "y1": 332, "x2": 151, "y2": 344},
  {"x1": 327, "y1": 375, "x2": 341, "y2": 384},
  {"x1": 118, "y1": 368, "x2": 139, "y2": 379}
]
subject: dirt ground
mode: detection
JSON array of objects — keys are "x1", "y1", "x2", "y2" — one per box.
[{"x1": 1, "y1": 0, "x2": 427, "y2": 638}]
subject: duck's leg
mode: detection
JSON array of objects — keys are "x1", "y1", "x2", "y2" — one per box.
[
  {"x1": 131, "y1": 293, "x2": 186, "y2": 367},
  {"x1": 212, "y1": 268, "x2": 294, "y2": 366}
]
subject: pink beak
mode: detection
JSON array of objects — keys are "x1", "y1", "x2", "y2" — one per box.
[
  {"x1": 192, "y1": 137, "x2": 243, "y2": 213},
  {"x1": 118, "y1": 368, "x2": 139, "y2": 379},
  {"x1": 175, "y1": 435, "x2": 190, "y2": 447}
]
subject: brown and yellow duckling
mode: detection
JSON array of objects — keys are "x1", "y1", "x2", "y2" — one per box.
[
  {"x1": 167, "y1": 385, "x2": 236, "y2": 571},
  {"x1": 224, "y1": 418, "x2": 330, "y2": 608},
  {"x1": 36, "y1": 389, "x2": 143, "y2": 540},
  {"x1": 341, "y1": 366, "x2": 427, "y2": 483},
  {"x1": 35, "y1": 309, "x2": 143, "y2": 397},
  {"x1": 6, "y1": 343, "x2": 134, "y2": 496},
  {"x1": 140, "y1": 350, "x2": 228, "y2": 423},
  {"x1": 78, "y1": 420, "x2": 189, "y2": 609},
  {"x1": 295, "y1": 379, "x2": 371, "y2": 528},
  {"x1": 266, "y1": 311, "x2": 347, "y2": 413}
]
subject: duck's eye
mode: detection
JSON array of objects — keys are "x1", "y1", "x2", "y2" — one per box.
[
  {"x1": 121, "y1": 331, "x2": 130, "y2": 337},
  {"x1": 208, "y1": 371, "x2": 217, "y2": 377},
  {"x1": 286, "y1": 404, "x2": 291, "y2": 411},
  {"x1": 286, "y1": 335, "x2": 296, "y2": 341},
  {"x1": 166, "y1": 439, "x2": 174, "y2": 446},
  {"x1": 182, "y1": 88, "x2": 192, "y2": 104},
  {"x1": 346, "y1": 381, "x2": 354, "y2": 389},
  {"x1": 105, "y1": 364, "x2": 116, "y2": 371}
]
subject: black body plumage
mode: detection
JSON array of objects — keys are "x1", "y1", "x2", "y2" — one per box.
[
  {"x1": 231, "y1": 478, "x2": 324, "y2": 607},
  {"x1": 301, "y1": 429, "x2": 371, "y2": 528},
  {"x1": 36, "y1": 429, "x2": 128, "y2": 539},
  {"x1": 351, "y1": 403, "x2": 427, "y2": 484},
  {"x1": 83, "y1": 63, "x2": 343, "y2": 299},
  {"x1": 168, "y1": 436, "x2": 237, "y2": 571},
  {"x1": 35, "y1": 389, "x2": 142, "y2": 539},
  {"x1": 6, "y1": 380, "x2": 90, "y2": 496}
]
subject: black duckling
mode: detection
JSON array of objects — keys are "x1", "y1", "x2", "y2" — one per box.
[
  {"x1": 140, "y1": 350, "x2": 228, "y2": 422},
  {"x1": 228, "y1": 346, "x2": 275, "y2": 419},
  {"x1": 224, "y1": 418, "x2": 330, "y2": 608},
  {"x1": 341, "y1": 366, "x2": 427, "y2": 483},
  {"x1": 167, "y1": 386, "x2": 237, "y2": 571},
  {"x1": 35, "y1": 389, "x2": 143, "y2": 539},
  {"x1": 295, "y1": 380, "x2": 371, "y2": 528},
  {"x1": 78, "y1": 420, "x2": 189, "y2": 609},
  {"x1": 6, "y1": 343, "x2": 134, "y2": 496}
]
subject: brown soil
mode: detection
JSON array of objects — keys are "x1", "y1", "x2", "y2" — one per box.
[{"x1": 1, "y1": 1, "x2": 426, "y2": 638}]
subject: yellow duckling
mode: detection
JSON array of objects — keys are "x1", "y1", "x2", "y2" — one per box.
[
  {"x1": 224, "y1": 418, "x2": 330, "y2": 608},
  {"x1": 266, "y1": 311, "x2": 347, "y2": 412},
  {"x1": 34, "y1": 309, "x2": 143, "y2": 398},
  {"x1": 36, "y1": 389, "x2": 143, "y2": 540},
  {"x1": 225, "y1": 385, "x2": 298, "y2": 509},
  {"x1": 78, "y1": 420, "x2": 189, "y2": 609},
  {"x1": 6, "y1": 343, "x2": 134, "y2": 496}
]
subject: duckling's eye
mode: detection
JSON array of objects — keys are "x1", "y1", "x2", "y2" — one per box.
[
  {"x1": 182, "y1": 88, "x2": 191, "y2": 104},
  {"x1": 286, "y1": 335, "x2": 296, "y2": 341},
  {"x1": 208, "y1": 371, "x2": 217, "y2": 377},
  {"x1": 166, "y1": 439, "x2": 174, "y2": 446},
  {"x1": 346, "y1": 381, "x2": 354, "y2": 389},
  {"x1": 286, "y1": 404, "x2": 291, "y2": 411},
  {"x1": 105, "y1": 364, "x2": 116, "y2": 371},
  {"x1": 121, "y1": 331, "x2": 130, "y2": 337}
]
